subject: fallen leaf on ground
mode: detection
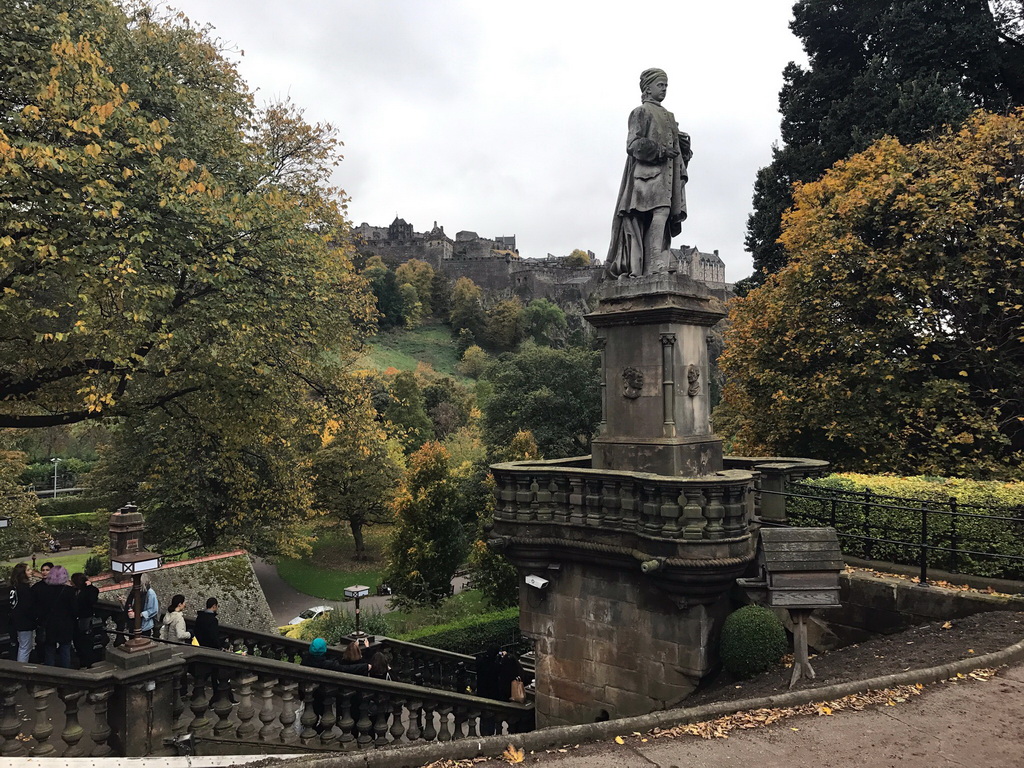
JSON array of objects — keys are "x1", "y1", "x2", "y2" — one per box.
[
  {"x1": 941, "y1": 621, "x2": 953, "y2": 629},
  {"x1": 502, "y1": 744, "x2": 525, "y2": 764},
  {"x1": 614, "y1": 736, "x2": 625, "y2": 744}
]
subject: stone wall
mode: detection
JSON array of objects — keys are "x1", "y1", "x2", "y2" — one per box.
[
  {"x1": 100, "y1": 551, "x2": 276, "y2": 634},
  {"x1": 521, "y1": 561, "x2": 729, "y2": 726}
]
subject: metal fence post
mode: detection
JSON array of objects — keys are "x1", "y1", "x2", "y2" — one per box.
[
  {"x1": 948, "y1": 496, "x2": 960, "y2": 574},
  {"x1": 919, "y1": 503, "x2": 929, "y2": 586},
  {"x1": 862, "y1": 489, "x2": 874, "y2": 560}
]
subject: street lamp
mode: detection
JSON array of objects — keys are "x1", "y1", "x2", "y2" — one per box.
[
  {"x1": 344, "y1": 584, "x2": 370, "y2": 643},
  {"x1": 50, "y1": 457, "x2": 62, "y2": 498},
  {"x1": 109, "y1": 503, "x2": 162, "y2": 652},
  {"x1": 0, "y1": 516, "x2": 11, "y2": 529}
]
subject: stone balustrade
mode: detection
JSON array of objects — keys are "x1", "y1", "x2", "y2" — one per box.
[
  {"x1": 723, "y1": 456, "x2": 831, "y2": 522},
  {"x1": 0, "y1": 642, "x2": 531, "y2": 758},
  {"x1": 491, "y1": 458, "x2": 755, "y2": 545}
]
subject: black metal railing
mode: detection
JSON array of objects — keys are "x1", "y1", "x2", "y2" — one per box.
[{"x1": 764, "y1": 481, "x2": 1024, "y2": 584}]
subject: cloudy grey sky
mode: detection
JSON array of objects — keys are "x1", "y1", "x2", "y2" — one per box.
[{"x1": 165, "y1": 1, "x2": 805, "y2": 281}]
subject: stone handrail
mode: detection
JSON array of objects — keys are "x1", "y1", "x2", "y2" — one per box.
[
  {"x1": 722, "y1": 456, "x2": 831, "y2": 522},
  {"x1": 0, "y1": 642, "x2": 532, "y2": 757},
  {"x1": 491, "y1": 459, "x2": 755, "y2": 544},
  {"x1": 178, "y1": 646, "x2": 532, "y2": 753},
  {"x1": 90, "y1": 602, "x2": 483, "y2": 696}
]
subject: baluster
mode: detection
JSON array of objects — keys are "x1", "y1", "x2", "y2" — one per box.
[
  {"x1": 257, "y1": 675, "x2": 278, "y2": 741},
  {"x1": 514, "y1": 476, "x2": 533, "y2": 521},
  {"x1": 0, "y1": 681, "x2": 27, "y2": 756},
  {"x1": 319, "y1": 685, "x2": 338, "y2": 748},
  {"x1": 619, "y1": 482, "x2": 637, "y2": 531},
  {"x1": 421, "y1": 700, "x2": 437, "y2": 741},
  {"x1": 585, "y1": 478, "x2": 603, "y2": 527},
  {"x1": 603, "y1": 479, "x2": 622, "y2": 528},
  {"x1": 172, "y1": 670, "x2": 187, "y2": 731},
  {"x1": 58, "y1": 688, "x2": 86, "y2": 756},
  {"x1": 372, "y1": 694, "x2": 389, "y2": 747},
  {"x1": 466, "y1": 705, "x2": 480, "y2": 739},
  {"x1": 452, "y1": 704, "x2": 467, "y2": 740},
  {"x1": 660, "y1": 484, "x2": 682, "y2": 537},
  {"x1": 405, "y1": 695, "x2": 423, "y2": 742},
  {"x1": 641, "y1": 483, "x2": 662, "y2": 536},
  {"x1": 682, "y1": 488, "x2": 706, "y2": 540},
  {"x1": 722, "y1": 484, "x2": 746, "y2": 537},
  {"x1": 278, "y1": 680, "x2": 299, "y2": 744},
  {"x1": 234, "y1": 672, "x2": 258, "y2": 740},
  {"x1": 299, "y1": 682, "x2": 319, "y2": 742},
  {"x1": 529, "y1": 477, "x2": 540, "y2": 521},
  {"x1": 88, "y1": 687, "x2": 113, "y2": 757},
  {"x1": 535, "y1": 474, "x2": 552, "y2": 521},
  {"x1": 355, "y1": 691, "x2": 374, "y2": 749},
  {"x1": 189, "y1": 666, "x2": 212, "y2": 734},
  {"x1": 568, "y1": 477, "x2": 585, "y2": 526},
  {"x1": 337, "y1": 688, "x2": 356, "y2": 750},
  {"x1": 389, "y1": 699, "x2": 406, "y2": 743},
  {"x1": 211, "y1": 672, "x2": 234, "y2": 738},
  {"x1": 436, "y1": 704, "x2": 452, "y2": 742},
  {"x1": 704, "y1": 486, "x2": 726, "y2": 538},
  {"x1": 552, "y1": 477, "x2": 571, "y2": 523},
  {"x1": 29, "y1": 684, "x2": 56, "y2": 757}
]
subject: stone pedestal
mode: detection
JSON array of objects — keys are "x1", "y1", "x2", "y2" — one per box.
[
  {"x1": 587, "y1": 274, "x2": 725, "y2": 477},
  {"x1": 521, "y1": 561, "x2": 729, "y2": 726},
  {"x1": 105, "y1": 643, "x2": 182, "y2": 757}
]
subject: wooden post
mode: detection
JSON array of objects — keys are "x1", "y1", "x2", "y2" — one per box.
[{"x1": 789, "y1": 609, "x2": 816, "y2": 688}]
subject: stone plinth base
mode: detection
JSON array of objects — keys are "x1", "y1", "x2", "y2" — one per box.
[
  {"x1": 591, "y1": 435, "x2": 724, "y2": 477},
  {"x1": 521, "y1": 561, "x2": 728, "y2": 727}
]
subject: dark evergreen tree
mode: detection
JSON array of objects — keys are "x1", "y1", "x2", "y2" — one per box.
[{"x1": 746, "y1": 0, "x2": 1024, "y2": 280}]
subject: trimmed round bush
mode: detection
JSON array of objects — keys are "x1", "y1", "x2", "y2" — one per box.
[{"x1": 719, "y1": 605, "x2": 788, "y2": 679}]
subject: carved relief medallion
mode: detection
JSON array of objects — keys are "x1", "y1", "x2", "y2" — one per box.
[
  {"x1": 687, "y1": 364, "x2": 700, "y2": 397},
  {"x1": 622, "y1": 367, "x2": 644, "y2": 399}
]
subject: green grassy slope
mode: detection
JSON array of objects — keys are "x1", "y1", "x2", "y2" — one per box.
[{"x1": 355, "y1": 323, "x2": 467, "y2": 380}]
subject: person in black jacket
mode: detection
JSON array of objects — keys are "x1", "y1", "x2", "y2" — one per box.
[
  {"x1": 9, "y1": 563, "x2": 35, "y2": 663},
  {"x1": 300, "y1": 638, "x2": 372, "y2": 733},
  {"x1": 71, "y1": 573, "x2": 99, "y2": 667},
  {"x1": 194, "y1": 597, "x2": 224, "y2": 649},
  {"x1": 29, "y1": 561, "x2": 52, "y2": 662},
  {"x1": 34, "y1": 565, "x2": 76, "y2": 668}
]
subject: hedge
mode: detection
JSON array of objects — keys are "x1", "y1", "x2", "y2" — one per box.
[
  {"x1": 43, "y1": 512, "x2": 100, "y2": 538},
  {"x1": 35, "y1": 494, "x2": 116, "y2": 518},
  {"x1": 396, "y1": 608, "x2": 520, "y2": 655},
  {"x1": 790, "y1": 473, "x2": 1024, "y2": 580}
]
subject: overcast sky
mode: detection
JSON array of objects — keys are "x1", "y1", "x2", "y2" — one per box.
[{"x1": 164, "y1": 1, "x2": 806, "y2": 281}]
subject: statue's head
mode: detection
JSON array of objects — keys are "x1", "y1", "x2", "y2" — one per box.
[{"x1": 640, "y1": 68, "x2": 668, "y2": 102}]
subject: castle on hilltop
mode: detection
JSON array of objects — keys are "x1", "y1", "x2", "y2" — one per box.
[{"x1": 353, "y1": 217, "x2": 728, "y2": 306}]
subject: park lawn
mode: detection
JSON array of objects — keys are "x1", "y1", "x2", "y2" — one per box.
[
  {"x1": 276, "y1": 525, "x2": 391, "y2": 600},
  {"x1": 355, "y1": 323, "x2": 469, "y2": 382},
  {"x1": 2, "y1": 550, "x2": 92, "y2": 575}
]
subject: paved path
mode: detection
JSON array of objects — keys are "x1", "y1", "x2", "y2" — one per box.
[
  {"x1": 251, "y1": 559, "x2": 466, "y2": 625},
  {"x1": 471, "y1": 663, "x2": 1024, "y2": 768}
]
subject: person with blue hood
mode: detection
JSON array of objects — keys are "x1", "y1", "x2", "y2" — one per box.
[{"x1": 301, "y1": 638, "x2": 372, "y2": 733}]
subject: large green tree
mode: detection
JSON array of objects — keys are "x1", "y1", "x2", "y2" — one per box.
[
  {"x1": 482, "y1": 342, "x2": 600, "y2": 459},
  {"x1": 746, "y1": 0, "x2": 1024, "y2": 280},
  {"x1": 0, "y1": 0, "x2": 374, "y2": 429},
  {"x1": 718, "y1": 110, "x2": 1024, "y2": 479}
]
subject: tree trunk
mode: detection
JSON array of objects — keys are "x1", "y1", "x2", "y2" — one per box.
[{"x1": 350, "y1": 520, "x2": 366, "y2": 561}]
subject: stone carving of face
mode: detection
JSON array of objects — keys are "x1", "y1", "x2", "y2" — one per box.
[
  {"x1": 646, "y1": 78, "x2": 668, "y2": 103},
  {"x1": 622, "y1": 367, "x2": 644, "y2": 399}
]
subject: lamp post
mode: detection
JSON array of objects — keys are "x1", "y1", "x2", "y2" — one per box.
[
  {"x1": 109, "y1": 503, "x2": 162, "y2": 652},
  {"x1": 50, "y1": 457, "x2": 62, "y2": 498},
  {"x1": 344, "y1": 584, "x2": 370, "y2": 643},
  {"x1": 0, "y1": 516, "x2": 11, "y2": 529}
]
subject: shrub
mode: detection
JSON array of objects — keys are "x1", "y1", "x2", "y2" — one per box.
[
  {"x1": 35, "y1": 494, "x2": 116, "y2": 518},
  {"x1": 397, "y1": 608, "x2": 520, "y2": 655},
  {"x1": 84, "y1": 555, "x2": 105, "y2": 577},
  {"x1": 292, "y1": 608, "x2": 392, "y2": 645},
  {"x1": 719, "y1": 605, "x2": 788, "y2": 679},
  {"x1": 789, "y1": 473, "x2": 1024, "y2": 579}
]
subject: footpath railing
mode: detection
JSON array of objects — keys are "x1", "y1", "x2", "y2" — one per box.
[
  {"x1": 0, "y1": 606, "x2": 533, "y2": 757},
  {"x1": 763, "y1": 480, "x2": 1024, "y2": 584}
]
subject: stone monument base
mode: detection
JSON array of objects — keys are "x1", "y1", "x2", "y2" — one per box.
[
  {"x1": 521, "y1": 560, "x2": 729, "y2": 727},
  {"x1": 591, "y1": 434, "x2": 724, "y2": 477}
]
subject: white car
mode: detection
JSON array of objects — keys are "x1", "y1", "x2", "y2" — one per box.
[{"x1": 287, "y1": 605, "x2": 334, "y2": 625}]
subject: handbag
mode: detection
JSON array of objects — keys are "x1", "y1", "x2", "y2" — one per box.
[{"x1": 510, "y1": 678, "x2": 526, "y2": 704}]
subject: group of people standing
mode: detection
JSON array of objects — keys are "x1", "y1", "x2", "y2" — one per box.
[{"x1": 8, "y1": 561, "x2": 98, "y2": 668}]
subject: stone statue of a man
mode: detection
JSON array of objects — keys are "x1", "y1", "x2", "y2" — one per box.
[{"x1": 606, "y1": 68, "x2": 691, "y2": 279}]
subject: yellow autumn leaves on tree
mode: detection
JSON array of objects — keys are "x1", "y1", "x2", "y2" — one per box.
[{"x1": 717, "y1": 110, "x2": 1024, "y2": 479}]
